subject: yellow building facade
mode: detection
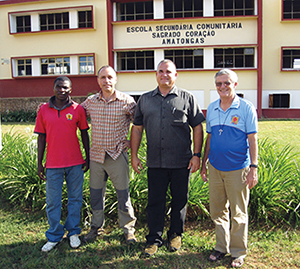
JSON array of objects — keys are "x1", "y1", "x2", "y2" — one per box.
[{"x1": 0, "y1": 0, "x2": 299, "y2": 118}]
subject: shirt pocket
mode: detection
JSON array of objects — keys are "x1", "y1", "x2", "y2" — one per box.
[{"x1": 171, "y1": 108, "x2": 188, "y2": 126}]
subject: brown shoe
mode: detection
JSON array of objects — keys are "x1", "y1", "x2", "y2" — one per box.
[
  {"x1": 145, "y1": 244, "x2": 158, "y2": 256},
  {"x1": 124, "y1": 233, "x2": 137, "y2": 244},
  {"x1": 168, "y1": 233, "x2": 182, "y2": 252},
  {"x1": 83, "y1": 227, "x2": 104, "y2": 242}
]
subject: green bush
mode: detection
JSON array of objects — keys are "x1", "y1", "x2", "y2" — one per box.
[
  {"x1": 1, "y1": 110, "x2": 37, "y2": 122},
  {"x1": 1, "y1": 131, "x2": 300, "y2": 228},
  {"x1": 0, "y1": 132, "x2": 45, "y2": 211},
  {"x1": 250, "y1": 138, "x2": 300, "y2": 227}
]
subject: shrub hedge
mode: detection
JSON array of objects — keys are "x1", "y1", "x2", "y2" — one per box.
[{"x1": 0, "y1": 131, "x2": 299, "y2": 228}]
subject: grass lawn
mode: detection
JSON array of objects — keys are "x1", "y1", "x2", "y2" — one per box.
[
  {"x1": 0, "y1": 199, "x2": 299, "y2": 269},
  {"x1": 1, "y1": 120, "x2": 300, "y2": 268}
]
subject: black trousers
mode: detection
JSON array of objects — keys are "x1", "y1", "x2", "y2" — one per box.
[{"x1": 146, "y1": 167, "x2": 190, "y2": 246}]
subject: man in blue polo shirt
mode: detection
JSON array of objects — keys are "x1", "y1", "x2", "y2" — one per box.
[{"x1": 201, "y1": 69, "x2": 258, "y2": 268}]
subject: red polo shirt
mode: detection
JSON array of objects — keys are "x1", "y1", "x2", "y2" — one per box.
[{"x1": 34, "y1": 98, "x2": 89, "y2": 168}]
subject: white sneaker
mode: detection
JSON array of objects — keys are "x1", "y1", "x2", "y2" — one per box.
[
  {"x1": 41, "y1": 241, "x2": 59, "y2": 252},
  {"x1": 70, "y1": 234, "x2": 81, "y2": 248}
]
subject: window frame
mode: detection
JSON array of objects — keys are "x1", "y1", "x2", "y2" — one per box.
[
  {"x1": 282, "y1": 0, "x2": 300, "y2": 20},
  {"x1": 214, "y1": 47, "x2": 255, "y2": 69},
  {"x1": 164, "y1": 0, "x2": 203, "y2": 19},
  {"x1": 281, "y1": 47, "x2": 300, "y2": 71},
  {"x1": 41, "y1": 56, "x2": 71, "y2": 76},
  {"x1": 8, "y1": 5, "x2": 94, "y2": 34},
  {"x1": 11, "y1": 53, "x2": 96, "y2": 78},
  {"x1": 79, "y1": 55, "x2": 95, "y2": 74},
  {"x1": 116, "y1": 1, "x2": 154, "y2": 21},
  {"x1": 40, "y1": 12, "x2": 69, "y2": 31},
  {"x1": 116, "y1": 50, "x2": 154, "y2": 71},
  {"x1": 269, "y1": 93, "x2": 290, "y2": 108},
  {"x1": 17, "y1": 58, "x2": 32, "y2": 77},
  {"x1": 164, "y1": 48, "x2": 204, "y2": 69},
  {"x1": 78, "y1": 10, "x2": 93, "y2": 28},
  {"x1": 214, "y1": 0, "x2": 255, "y2": 17},
  {"x1": 16, "y1": 15, "x2": 31, "y2": 33}
]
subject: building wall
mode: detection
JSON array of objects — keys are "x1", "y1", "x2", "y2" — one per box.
[
  {"x1": 0, "y1": 0, "x2": 108, "y2": 99},
  {"x1": 1, "y1": 0, "x2": 300, "y2": 118},
  {"x1": 262, "y1": 0, "x2": 300, "y2": 110}
]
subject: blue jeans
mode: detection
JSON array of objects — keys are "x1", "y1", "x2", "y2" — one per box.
[{"x1": 45, "y1": 164, "x2": 83, "y2": 242}]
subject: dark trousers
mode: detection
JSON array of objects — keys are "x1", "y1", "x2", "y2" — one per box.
[{"x1": 146, "y1": 167, "x2": 190, "y2": 246}]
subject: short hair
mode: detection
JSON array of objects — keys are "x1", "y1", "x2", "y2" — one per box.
[
  {"x1": 97, "y1": 65, "x2": 116, "y2": 77},
  {"x1": 53, "y1": 76, "x2": 72, "y2": 87},
  {"x1": 156, "y1": 59, "x2": 177, "y2": 71},
  {"x1": 214, "y1": 69, "x2": 238, "y2": 83}
]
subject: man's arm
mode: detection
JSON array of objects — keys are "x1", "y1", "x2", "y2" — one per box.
[
  {"x1": 200, "y1": 133, "x2": 211, "y2": 182},
  {"x1": 130, "y1": 125, "x2": 144, "y2": 174},
  {"x1": 80, "y1": 129, "x2": 90, "y2": 172},
  {"x1": 247, "y1": 133, "x2": 258, "y2": 189},
  {"x1": 37, "y1": 134, "x2": 46, "y2": 181},
  {"x1": 188, "y1": 123, "x2": 203, "y2": 173}
]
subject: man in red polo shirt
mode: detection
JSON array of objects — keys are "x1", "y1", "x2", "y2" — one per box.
[{"x1": 35, "y1": 76, "x2": 90, "y2": 252}]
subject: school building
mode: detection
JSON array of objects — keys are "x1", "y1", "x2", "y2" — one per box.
[{"x1": 0, "y1": 0, "x2": 300, "y2": 118}]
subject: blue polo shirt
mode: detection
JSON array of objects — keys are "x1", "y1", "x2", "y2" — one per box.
[{"x1": 206, "y1": 95, "x2": 258, "y2": 171}]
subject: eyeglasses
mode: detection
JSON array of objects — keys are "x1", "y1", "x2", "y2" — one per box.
[{"x1": 215, "y1": 81, "x2": 232, "y2": 87}]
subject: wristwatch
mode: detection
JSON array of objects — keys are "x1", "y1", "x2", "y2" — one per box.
[
  {"x1": 193, "y1": 152, "x2": 201, "y2": 158},
  {"x1": 249, "y1": 164, "x2": 258, "y2": 168}
]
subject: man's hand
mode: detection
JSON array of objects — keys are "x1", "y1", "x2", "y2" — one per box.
[
  {"x1": 246, "y1": 167, "x2": 258, "y2": 189},
  {"x1": 200, "y1": 166, "x2": 208, "y2": 182},
  {"x1": 123, "y1": 139, "x2": 131, "y2": 152},
  {"x1": 82, "y1": 158, "x2": 90, "y2": 172},
  {"x1": 188, "y1": 156, "x2": 200, "y2": 173},
  {"x1": 38, "y1": 163, "x2": 46, "y2": 181},
  {"x1": 131, "y1": 155, "x2": 143, "y2": 174}
]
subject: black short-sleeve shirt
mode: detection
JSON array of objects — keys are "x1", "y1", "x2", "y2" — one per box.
[{"x1": 133, "y1": 86, "x2": 205, "y2": 168}]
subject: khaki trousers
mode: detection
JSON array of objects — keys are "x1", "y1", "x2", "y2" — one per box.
[
  {"x1": 208, "y1": 163, "x2": 250, "y2": 259},
  {"x1": 89, "y1": 153, "x2": 136, "y2": 234}
]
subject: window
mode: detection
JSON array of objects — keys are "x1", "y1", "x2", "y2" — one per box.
[
  {"x1": 16, "y1": 15, "x2": 31, "y2": 32},
  {"x1": 165, "y1": 49, "x2": 203, "y2": 69},
  {"x1": 117, "y1": 51, "x2": 154, "y2": 71},
  {"x1": 214, "y1": 47, "x2": 255, "y2": 68},
  {"x1": 283, "y1": 0, "x2": 300, "y2": 19},
  {"x1": 214, "y1": 0, "x2": 255, "y2": 16},
  {"x1": 79, "y1": 56, "x2": 94, "y2": 74},
  {"x1": 116, "y1": 1, "x2": 153, "y2": 21},
  {"x1": 269, "y1": 94, "x2": 290, "y2": 108},
  {"x1": 17, "y1": 59, "x2": 32, "y2": 76},
  {"x1": 282, "y1": 49, "x2": 300, "y2": 69},
  {"x1": 9, "y1": 6, "x2": 93, "y2": 34},
  {"x1": 41, "y1": 57, "x2": 70, "y2": 75},
  {"x1": 40, "y1": 12, "x2": 69, "y2": 30},
  {"x1": 78, "y1": 10, "x2": 92, "y2": 28},
  {"x1": 164, "y1": 0, "x2": 203, "y2": 18},
  {"x1": 12, "y1": 54, "x2": 95, "y2": 77}
]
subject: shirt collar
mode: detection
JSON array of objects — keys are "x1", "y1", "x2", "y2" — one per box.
[
  {"x1": 152, "y1": 85, "x2": 179, "y2": 97},
  {"x1": 214, "y1": 95, "x2": 240, "y2": 111},
  {"x1": 97, "y1": 89, "x2": 120, "y2": 102},
  {"x1": 49, "y1": 96, "x2": 73, "y2": 110}
]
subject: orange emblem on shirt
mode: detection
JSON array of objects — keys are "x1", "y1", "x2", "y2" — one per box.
[
  {"x1": 231, "y1": 116, "x2": 239, "y2": 125},
  {"x1": 66, "y1": 113, "x2": 73, "y2": 120}
]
